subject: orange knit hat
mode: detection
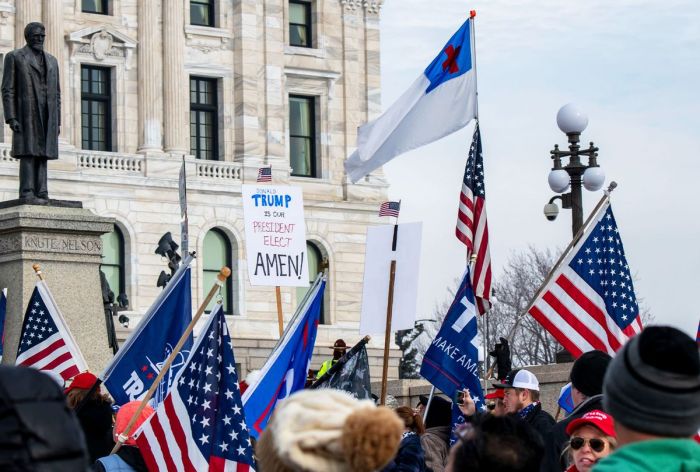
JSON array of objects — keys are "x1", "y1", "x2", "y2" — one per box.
[{"x1": 114, "y1": 401, "x2": 155, "y2": 446}]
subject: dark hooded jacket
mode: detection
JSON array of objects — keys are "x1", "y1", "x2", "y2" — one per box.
[{"x1": 0, "y1": 365, "x2": 89, "y2": 471}]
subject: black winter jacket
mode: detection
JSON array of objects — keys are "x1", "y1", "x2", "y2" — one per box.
[
  {"x1": 0, "y1": 365, "x2": 89, "y2": 471},
  {"x1": 541, "y1": 395, "x2": 604, "y2": 472},
  {"x1": 521, "y1": 402, "x2": 556, "y2": 442},
  {"x1": 75, "y1": 399, "x2": 115, "y2": 463}
]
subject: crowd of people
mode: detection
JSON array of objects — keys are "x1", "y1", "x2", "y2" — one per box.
[{"x1": 0, "y1": 325, "x2": 697, "y2": 471}]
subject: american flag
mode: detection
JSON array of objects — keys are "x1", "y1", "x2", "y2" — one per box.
[
  {"x1": 379, "y1": 201, "x2": 401, "y2": 218},
  {"x1": 15, "y1": 282, "x2": 86, "y2": 380},
  {"x1": 696, "y1": 319, "x2": 699, "y2": 345},
  {"x1": 456, "y1": 124, "x2": 492, "y2": 314},
  {"x1": 0, "y1": 288, "x2": 7, "y2": 360},
  {"x1": 257, "y1": 167, "x2": 272, "y2": 183},
  {"x1": 528, "y1": 202, "x2": 643, "y2": 357},
  {"x1": 136, "y1": 304, "x2": 256, "y2": 471}
]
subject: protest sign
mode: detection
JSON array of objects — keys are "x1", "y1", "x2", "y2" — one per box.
[
  {"x1": 242, "y1": 184, "x2": 309, "y2": 287},
  {"x1": 359, "y1": 222, "x2": 422, "y2": 334}
]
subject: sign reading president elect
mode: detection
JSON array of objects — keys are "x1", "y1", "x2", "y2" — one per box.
[{"x1": 242, "y1": 184, "x2": 309, "y2": 287}]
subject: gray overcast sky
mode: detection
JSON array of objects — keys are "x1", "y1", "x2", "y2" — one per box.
[{"x1": 378, "y1": 0, "x2": 700, "y2": 336}]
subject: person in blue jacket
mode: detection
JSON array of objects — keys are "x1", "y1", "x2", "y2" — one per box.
[{"x1": 383, "y1": 405, "x2": 430, "y2": 472}]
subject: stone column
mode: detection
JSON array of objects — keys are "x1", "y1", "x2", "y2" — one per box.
[
  {"x1": 42, "y1": 0, "x2": 69, "y2": 146},
  {"x1": 0, "y1": 204, "x2": 115, "y2": 372},
  {"x1": 162, "y1": 0, "x2": 188, "y2": 154},
  {"x1": 14, "y1": 0, "x2": 41, "y2": 48},
  {"x1": 138, "y1": 0, "x2": 163, "y2": 153}
]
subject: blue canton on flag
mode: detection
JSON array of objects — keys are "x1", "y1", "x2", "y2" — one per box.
[
  {"x1": 529, "y1": 202, "x2": 643, "y2": 357},
  {"x1": 136, "y1": 304, "x2": 256, "y2": 471},
  {"x1": 420, "y1": 269, "x2": 485, "y2": 408},
  {"x1": 424, "y1": 20, "x2": 472, "y2": 94}
]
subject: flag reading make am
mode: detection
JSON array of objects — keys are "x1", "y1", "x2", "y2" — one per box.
[{"x1": 242, "y1": 184, "x2": 309, "y2": 287}]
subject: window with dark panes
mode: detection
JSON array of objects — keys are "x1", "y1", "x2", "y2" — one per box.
[
  {"x1": 82, "y1": 0, "x2": 109, "y2": 15},
  {"x1": 289, "y1": 0, "x2": 312, "y2": 47},
  {"x1": 190, "y1": 77, "x2": 218, "y2": 160},
  {"x1": 203, "y1": 229, "x2": 233, "y2": 314},
  {"x1": 191, "y1": 0, "x2": 215, "y2": 27},
  {"x1": 296, "y1": 242, "x2": 328, "y2": 324},
  {"x1": 81, "y1": 65, "x2": 112, "y2": 151},
  {"x1": 289, "y1": 95, "x2": 316, "y2": 177},
  {"x1": 101, "y1": 226, "x2": 125, "y2": 301}
]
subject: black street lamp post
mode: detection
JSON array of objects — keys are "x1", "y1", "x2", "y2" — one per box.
[{"x1": 543, "y1": 104, "x2": 606, "y2": 362}]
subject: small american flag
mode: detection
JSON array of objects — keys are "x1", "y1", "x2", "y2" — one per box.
[
  {"x1": 379, "y1": 201, "x2": 401, "y2": 218},
  {"x1": 136, "y1": 304, "x2": 256, "y2": 471},
  {"x1": 15, "y1": 282, "x2": 86, "y2": 380},
  {"x1": 696, "y1": 319, "x2": 699, "y2": 345},
  {"x1": 456, "y1": 124, "x2": 492, "y2": 315},
  {"x1": 528, "y1": 202, "x2": 643, "y2": 357},
  {"x1": 257, "y1": 167, "x2": 272, "y2": 183}
]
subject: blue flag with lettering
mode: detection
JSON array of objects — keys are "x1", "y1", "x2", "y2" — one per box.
[
  {"x1": 101, "y1": 258, "x2": 193, "y2": 406},
  {"x1": 420, "y1": 269, "x2": 485, "y2": 406}
]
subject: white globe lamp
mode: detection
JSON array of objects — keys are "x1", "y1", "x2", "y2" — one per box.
[
  {"x1": 548, "y1": 169, "x2": 570, "y2": 193},
  {"x1": 583, "y1": 167, "x2": 606, "y2": 191},
  {"x1": 556, "y1": 104, "x2": 588, "y2": 135}
]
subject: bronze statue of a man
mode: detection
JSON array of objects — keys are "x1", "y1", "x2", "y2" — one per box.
[{"x1": 1, "y1": 22, "x2": 61, "y2": 203}]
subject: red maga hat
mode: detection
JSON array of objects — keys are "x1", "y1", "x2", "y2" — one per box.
[
  {"x1": 566, "y1": 410, "x2": 616, "y2": 437},
  {"x1": 64, "y1": 371, "x2": 98, "y2": 394},
  {"x1": 484, "y1": 389, "x2": 505, "y2": 400}
]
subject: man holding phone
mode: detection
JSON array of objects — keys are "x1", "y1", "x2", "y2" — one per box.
[{"x1": 493, "y1": 369, "x2": 555, "y2": 441}]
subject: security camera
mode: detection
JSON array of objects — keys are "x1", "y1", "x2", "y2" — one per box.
[{"x1": 543, "y1": 202, "x2": 559, "y2": 221}]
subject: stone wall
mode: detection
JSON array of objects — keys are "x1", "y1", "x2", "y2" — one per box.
[{"x1": 374, "y1": 362, "x2": 574, "y2": 418}]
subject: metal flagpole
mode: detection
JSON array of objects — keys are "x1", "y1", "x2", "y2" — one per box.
[
  {"x1": 469, "y1": 10, "x2": 479, "y2": 121},
  {"x1": 422, "y1": 386, "x2": 436, "y2": 423},
  {"x1": 110, "y1": 266, "x2": 232, "y2": 455},
  {"x1": 179, "y1": 155, "x2": 189, "y2": 255}
]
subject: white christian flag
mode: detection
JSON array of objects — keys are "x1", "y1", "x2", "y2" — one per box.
[
  {"x1": 344, "y1": 17, "x2": 478, "y2": 182},
  {"x1": 15, "y1": 281, "x2": 87, "y2": 380}
]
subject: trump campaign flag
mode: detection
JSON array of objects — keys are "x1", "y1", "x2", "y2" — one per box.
[
  {"x1": 16, "y1": 281, "x2": 87, "y2": 380},
  {"x1": 345, "y1": 17, "x2": 478, "y2": 182},
  {"x1": 102, "y1": 256, "x2": 194, "y2": 406},
  {"x1": 135, "y1": 304, "x2": 256, "y2": 471},
  {"x1": 528, "y1": 201, "x2": 643, "y2": 357},
  {"x1": 420, "y1": 269, "x2": 484, "y2": 409},
  {"x1": 242, "y1": 274, "x2": 326, "y2": 439}
]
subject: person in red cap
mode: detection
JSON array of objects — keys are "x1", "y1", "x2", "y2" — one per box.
[
  {"x1": 563, "y1": 410, "x2": 616, "y2": 472},
  {"x1": 484, "y1": 389, "x2": 506, "y2": 417},
  {"x1": 65, "y1": 371, "x2": 115, "y2": 463}
]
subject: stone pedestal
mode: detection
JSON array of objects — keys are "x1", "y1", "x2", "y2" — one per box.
[{"x1": 0, "y1": 204, "x2": 114, "y2": 373}]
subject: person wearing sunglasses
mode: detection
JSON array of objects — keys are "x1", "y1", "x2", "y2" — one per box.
[{"x1": 563, "y1": 410, "x2": 616, "y2": 472}]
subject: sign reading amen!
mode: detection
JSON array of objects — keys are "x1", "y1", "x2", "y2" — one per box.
[{"x1": 242, "y1": 184, "x2": 309, "y2": 287}]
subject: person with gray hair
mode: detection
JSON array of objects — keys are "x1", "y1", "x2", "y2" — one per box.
[{"x1": 593, "y1": 326, "x2": 700, "y2": 471}]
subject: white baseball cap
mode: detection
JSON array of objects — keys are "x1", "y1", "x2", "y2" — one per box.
[{"x1": 493, "y1": 369, "x2": 540, "y2": 391}]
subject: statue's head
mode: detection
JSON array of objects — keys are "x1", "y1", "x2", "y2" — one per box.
[{"x1": 24, "y1": 22, "x2": 46, "y2": 51}]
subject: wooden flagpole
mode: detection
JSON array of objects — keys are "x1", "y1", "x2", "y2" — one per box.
[
  {"x1": 275, "y1": 286, "x2": 284, "y2": 336},
  {"x1": 110, "y1": 266, "x2": 231, "y2": 455},
  {"x1": 380, "y1": 223, "x2": 399, "y2": 405}
]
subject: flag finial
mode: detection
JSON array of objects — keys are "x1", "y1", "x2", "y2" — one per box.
[{"x1": 470, "y1": 10, "x2": 477, "y2": 18}]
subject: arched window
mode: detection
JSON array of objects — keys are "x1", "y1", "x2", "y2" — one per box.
[
  {"x1": 297, "y1": 241, "x2": 328, "y2": 324},
  {"x1": 101, "y1": 226, "x2": 125, "y2": 300},
  {"x1": 203, "y1": 228, "x2": 233, "y2": 314}
]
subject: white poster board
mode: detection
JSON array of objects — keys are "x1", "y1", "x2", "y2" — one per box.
[
  {"x1": 242, "y1": 184, "x2": 309, "y2": 287},
  {"x1": 359, "y1": 223, "x2": 422, "y2": 334}
]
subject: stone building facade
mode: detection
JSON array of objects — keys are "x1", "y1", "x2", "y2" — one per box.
[{"x1": 0, "y1": 0, "x2": 399, "y2": 377}]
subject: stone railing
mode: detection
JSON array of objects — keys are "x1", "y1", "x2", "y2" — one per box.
[
  {"x1": 196, "y1": 160, "x2": 242, "y2": 180},
  {"x1": 77, "y1": 150, "x2": 144, "y2": 174}
]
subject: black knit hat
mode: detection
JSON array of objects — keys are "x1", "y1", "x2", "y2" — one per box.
[
  {"x1": 603, "y1": 326, "x2": 700, "y2": 437},
  {"x1": 570, "y1": 350, "x2": 612, "y2": 397}
]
